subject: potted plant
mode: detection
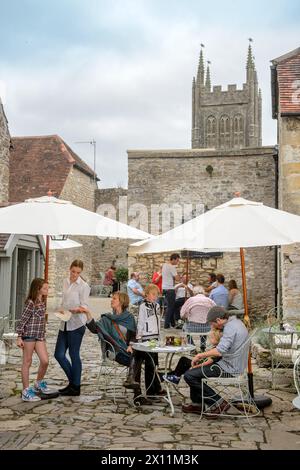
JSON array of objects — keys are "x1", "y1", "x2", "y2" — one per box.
[{"x1": 115, "y1": 267, "x2": 129, "y2": 291}]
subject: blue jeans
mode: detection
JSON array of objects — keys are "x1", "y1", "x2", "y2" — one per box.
[
  {"x1": 54, "y1": 325, "x2": 85, "y2": 387},
  {"x1": 163, "y1": 289, "x2": 176, "y2": 328}
]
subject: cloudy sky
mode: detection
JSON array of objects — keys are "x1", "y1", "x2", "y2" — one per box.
[{"x1": 0, "y1": 0, "x2": 299, "y2": 188}]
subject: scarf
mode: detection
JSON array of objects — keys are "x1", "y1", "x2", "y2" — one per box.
[{"x1": 95, "y1": 309, "x2": 136, "y2": 353}]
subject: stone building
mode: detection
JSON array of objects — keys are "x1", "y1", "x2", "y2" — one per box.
[
  {"x1": 0, "y1": 98, "x2": 10, "y2": 203},
  {"x1": 127, "y1": 45, "x2": 277, "y2": 317},
  {"x1": 192, "y1": 45, "x2": 262, "y2": 149},
  {"x1": 94, "y1": 187, "x2": 128, "y2": 280},
  {"x1": 0, "y1": 102, "x2": 44, "y2": 326},
  {"x1": 9, "y1": 135, "x2": 100, "y2": 308},
  {"x1": 127, "y1": 147, "x2": 276, "y2": 316},
  {"x1": 271, "y1": 46, "x2": 300, "y2": 318}
]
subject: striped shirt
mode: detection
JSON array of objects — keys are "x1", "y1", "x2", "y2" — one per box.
[{"x1": 16, "y1": 300, "x2": 46, "y2": 340}]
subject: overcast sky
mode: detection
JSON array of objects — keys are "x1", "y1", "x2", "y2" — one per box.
[{"x1": 0, "y1": 0, "x2": 299, "y2": 188}]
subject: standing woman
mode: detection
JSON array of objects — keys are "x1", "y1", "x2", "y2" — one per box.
[
  {"x1": 54, "y1": 260, "x2": 90, "y2": 396},
  {"x1": 16, "y1": 278, "x2": 50, "y2": 401}
]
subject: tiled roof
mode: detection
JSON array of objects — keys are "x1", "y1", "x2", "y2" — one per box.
[
  {"x1": 9, "y1": 135, "x2": 98, "y2": 203},
  {"x1": 272, "y1": 47, "x2": 300, "y2": 117}
]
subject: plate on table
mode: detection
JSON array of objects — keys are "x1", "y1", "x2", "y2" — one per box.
[{"x1": 54, "y1": 310, "x2": 72, "y2": 321}]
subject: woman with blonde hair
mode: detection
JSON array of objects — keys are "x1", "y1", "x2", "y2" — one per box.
[{"x1": 54, "y1": 259, "x2": 90, "y2": 396}]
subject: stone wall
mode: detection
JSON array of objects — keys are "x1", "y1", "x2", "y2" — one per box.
[
  {"x1": 47, "y1": 167, "x2": 99, "y2": 308},
  {"x1": 127, "y1": 146, "x2": 277, "y2": 318},
  {"x1": 0, "y1": 101, "x2": 10, "y2": 203},
  {"x1": 279, "y1": 116, "x2": 300, "y2": 318},
  {"x1": 93, "y1": 187, "x2": 129, "y2": 281}
]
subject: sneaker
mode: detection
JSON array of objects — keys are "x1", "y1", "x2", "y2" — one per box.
[
  {"x1": 162, "y1": 374, "x2": 180, "y2": 385},
  {"x1": 21, "y1": 387, "x2": 41, "y2": 402},
  {"x1": 34, "y1": 380, "x2": 52, "y2": 394}
]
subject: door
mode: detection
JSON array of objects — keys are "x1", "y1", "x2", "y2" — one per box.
[{"x1": 15, "y1": 249, "x2": 31, "y2": 321}]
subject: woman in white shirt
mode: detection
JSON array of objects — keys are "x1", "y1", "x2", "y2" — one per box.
[{"x1": 54, "y1": 259, "x2": 90, "y2": 396}]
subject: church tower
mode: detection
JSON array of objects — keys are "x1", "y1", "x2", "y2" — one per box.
[
  {"x1": 191, "y1": 43, "x2": 262, "y2": 149},
  {"x1": 0, "y1": 97, "x2": 10, "y2": 204}
]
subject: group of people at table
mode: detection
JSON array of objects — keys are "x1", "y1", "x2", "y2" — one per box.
[{"x1": 16, "y1": 255, "x2": 248, "y2": 417}]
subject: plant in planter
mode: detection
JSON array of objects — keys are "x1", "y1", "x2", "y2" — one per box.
[{"x1": 115, "y1": 267, "x2": 128, "y2": 291}]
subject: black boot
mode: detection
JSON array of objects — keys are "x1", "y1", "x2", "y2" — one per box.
[
  {"x1": 58, "y1": 383, "x2": 72, "y2": 393},
  {"x1": 123, "y1": 353, "x2": 142, "y2": 390},
  {"x1": 60, "y1": 384, "x2": 80, "y2": 396}
]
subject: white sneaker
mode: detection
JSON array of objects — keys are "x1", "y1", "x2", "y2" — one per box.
[
  {"x1": 34, "y1": 380, "x2": 53, "y2": 394},
  {"x1": 22, "y1": 387, "x2": 41, "y2": 402}
]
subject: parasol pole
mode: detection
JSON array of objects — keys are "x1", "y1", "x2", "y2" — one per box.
[
  {"x1": 43, "y1": 190, "x2": 53, "y2": 322},
  {"x1": 185, "y1": 251, "x2": 190, "y2": 301},
  {"x1": 240, "y1": 247, "x2": 254, "y2": 397}
]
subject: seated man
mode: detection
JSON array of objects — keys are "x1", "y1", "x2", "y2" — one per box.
[
  {"x1": 173, "y1": 274, "x2": 194, "y2": 327},
  {"x1": 182, "y1": 306, "x2": 249, "y2": 416},
  {"x1": 180, "y1": 285, "x2": 216, "y2": 350},
  {"x1": 127, "y1": 272, "x2": 145, "y2": 306},
  {"x1": 209, "y1": 274, "x2": 229, "y2": 309}
]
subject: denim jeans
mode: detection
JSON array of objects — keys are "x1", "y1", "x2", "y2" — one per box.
[
  {"x1": 54, "y1": 325, "x2": 86, "y2": 387},
  {"x1": 163, "y1": 289, "x2": 176, "y2": 328}
]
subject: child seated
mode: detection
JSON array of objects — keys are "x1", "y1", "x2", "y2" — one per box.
[{"x1": 163, "y1": 328, "x2": 223, "y2": 385}]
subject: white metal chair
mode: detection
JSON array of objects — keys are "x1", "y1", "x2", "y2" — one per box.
[
  {"x1": 292, "y1": 353, "x2": 300, "y2": 410},
  {"x1": 199, "y1": 331, "x2": 260, "y2": 424},
  {"x1": 0, "y1": 317, "x2": 19, "y2": 365},
  {"x1": 268, "y1": 317, "x2": 300, "y2": 389},
  {"x1": 97, "y1": 337, "x2": 128, "y2": 404},
  {"x1": 182, "y1": 321, "x2": 210, "y2": 352}
]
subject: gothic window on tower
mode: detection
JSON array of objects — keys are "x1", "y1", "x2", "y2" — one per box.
[
  {"x1": 219, "y1": 115, "x2": 230, "y2": 148},
  {"x1": 206, "y1": 116, "x2": 216, "y2": 148},
  {"x1": 233, "y1": 114, "x2": 244, "y2": 148}
]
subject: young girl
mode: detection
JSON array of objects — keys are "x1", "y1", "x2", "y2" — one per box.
[
  {"x1": 124, "y1": 284, "x2": 165, "y2": 404},
  {"x1": 16, "y1": 278, "x2": 50, "y2": 402},
  {"x1": 162, "y1": 328, "x2": 223, "y2": 385}
]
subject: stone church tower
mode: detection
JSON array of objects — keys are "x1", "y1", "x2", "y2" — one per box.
[
  {"x1": 192, "y1": 44, "x2": 262, "y2": 149},
  {"x1": 0, "y1": 97, "x2": 10, "y2": 203}
]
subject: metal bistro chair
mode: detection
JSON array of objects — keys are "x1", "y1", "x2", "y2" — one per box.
[
  {"x1": 268, "y1": 316, "x2": 300, "y2": 389},
  {"x1": 182, "y1": 321, "x2": 211, "y2": 352},
  {"x1": 292, "y1": 353, "x2": 300, "y2": 410},
  {"x1": 200, "y1": 331, "x2": 260, "y2": 425},
  {"x1": 0, "y1": 317, "x2": 19, "y2": 365},
  {"x1": 97, "y1": 336, "x2": 128, "y2": 404}
]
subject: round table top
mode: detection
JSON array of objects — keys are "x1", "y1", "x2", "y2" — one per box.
[{"x1": 131, "y1": 342, "x2": 196, "y2": 354}]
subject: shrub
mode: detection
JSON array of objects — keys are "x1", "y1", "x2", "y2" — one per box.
[{"x1": 115, "y1": 267, "x2": 128, "y2": 283}]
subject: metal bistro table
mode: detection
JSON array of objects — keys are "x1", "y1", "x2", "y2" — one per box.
[{"x1": 131, "y1": 342, "x2": 195, "y2": 416}]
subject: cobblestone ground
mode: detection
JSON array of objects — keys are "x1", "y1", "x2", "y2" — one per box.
[{"x1": 0, "y1": 298, "x2": 299, "y2": 450}]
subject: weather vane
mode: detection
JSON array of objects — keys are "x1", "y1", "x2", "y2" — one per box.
[
  {"x1": 207, "y1": 60, "x2": 211, "y2": 65},
  {"x1": 200, "y1": 43, "x2": 205, "y2": 48},
  {"x1": 248, "y1": 37, "x2": 253, "y2": 43}
]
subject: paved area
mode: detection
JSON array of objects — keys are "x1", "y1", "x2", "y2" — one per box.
[{"x1": 0, "y1": 298, "x2": 299, "y2": 450}]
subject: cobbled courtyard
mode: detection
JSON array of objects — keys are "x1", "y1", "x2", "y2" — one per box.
[{"x1": 0, "y1": 298, "x2": 299, "y2": 451}]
